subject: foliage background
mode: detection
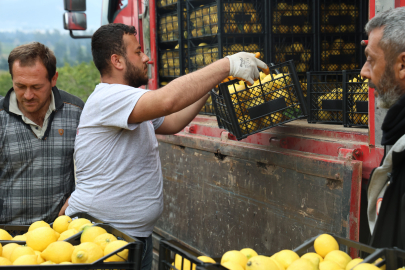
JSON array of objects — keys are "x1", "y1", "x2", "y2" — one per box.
[{"x1": 0, "y1": 61, "x2": 99, "y2": 102}]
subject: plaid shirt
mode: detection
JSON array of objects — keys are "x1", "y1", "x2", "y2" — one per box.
[{"x1": 0, "y1": 87, "x2": 84, "y2": 224}]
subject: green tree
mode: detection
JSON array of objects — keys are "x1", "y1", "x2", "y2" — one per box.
[
  {"x1": 56, "y1": 61, "x2": 99, "y2": 102},
  {"x1": 0, "y1": 71, "x2": 12, "y2": 97}
]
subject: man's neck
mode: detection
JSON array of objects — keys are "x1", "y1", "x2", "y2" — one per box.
[{"x1": 18, "y1": 97, "x2": 51, "y2": 127}]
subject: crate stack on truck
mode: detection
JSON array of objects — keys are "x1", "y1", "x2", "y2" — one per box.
[{"x1": 155, "y1": 0, "x2": 369, "y2": 127}]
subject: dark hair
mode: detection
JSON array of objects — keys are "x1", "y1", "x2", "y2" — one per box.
[
  {"x1": 91, "y1": 23, "x2": 137, "y2": 76},
  {"x1": 8, "y1": 42, "x2": 56, "y2": 82}
]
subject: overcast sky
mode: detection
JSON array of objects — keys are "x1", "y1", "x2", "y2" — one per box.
[{"x1": 0, "y1": 0, "x2": 103, "y2": 33}]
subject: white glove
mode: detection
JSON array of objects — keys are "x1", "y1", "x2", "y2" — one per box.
[{"x1": 226, "y1": 52, "x2": 268, "y2": 85}]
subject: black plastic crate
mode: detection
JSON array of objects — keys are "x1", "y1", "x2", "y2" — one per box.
[
  {"x1": 272, "y1": 35, "x2": 314, "y2": 73},
  {"x1": 298, "y1": 72, "x2": 308, "y2": 98},
  {"x1": 187, "y1": 0, "x2": 265, "y2": 38},
  {"x1": 188, "y1": 2, "x2": 218, "y2": 38},
  {"x1": 158, "y1": 0, "x2": 179, "y2": 8},
  {"x1": 159, "y1": 239, "x2": 206, "y2": 270},
  {"x1": 293, "y1": 234, "x2": 405, "y2": 269},
  {"x1": 0, "y1": 216, "x2": 144, "y2": 269},
  {"x1": 188, "y1": 36, "x2": 265, "y2": 73},
  {"x1": 319, "y1": 0, "x2": 363, "y2": 34},
  {"x1": 200, "y1": 95, "x2": 216, "y2": 116},
  {"x1": 343, "y1": 70, "x2": 368, "y2": 127},
  {"x1": 211, "y1": 60, "x2": 307, "y2": 140},
  {"x1": 319, "y1": 35, "x2": 361, "y2": 72},
  {"x1": 270, "y1": 0, "x2": 314, "y2": 35},
  {"x1": 159, "y1": 11, "x2": 187, "y2": 42},
  {"x1": 307, "y1": 71, "x2": 344, "y2": 124},
  {"x1": 159, "y1": 45, "x2": 189, "y2": 78}
]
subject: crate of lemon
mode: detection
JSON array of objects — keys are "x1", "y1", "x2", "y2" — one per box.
[
  {"x1": 0, "y1": 214, "x2": 143, "y2": 269},
  {"x1": 162, "y1": 234, "x2": 405, "y2": 270},
  {"x1": 211, "y1": 60, "x2": 307, "y2": 140}
]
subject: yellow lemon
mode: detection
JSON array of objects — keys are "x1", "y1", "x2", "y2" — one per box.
[
  {"x1": 240, "y1": 248, "x2": 258, "y2": 260},
  {"x1": 42, "y1": 241, "x2": 74, "y2": 263},
  {"x1": 198, "y1": 255, "x2": 216, "y2": 264},
  {"x1": 93, "y1": 233, "x2": 118, "y2": 251},
  {"x1": 0, "y1": 229, "x2": 12, "y2": 240},
  {"x1": 35, "y1": 251, "x2": 45, "y2": 264},
  {"x1": 67, "y1": 218, "x2": 92, "y2": 231},
  {"x1": 175, "y1": 254, "x2": 195, "y2": 270},
  {"x1": 320, "y1": 260, "x2": 343, "y2": 270},
  {"x1": 222, "y1": 261, "x2": 245, "y2": 270},
  {"x1": 54, "y1": 231, "x2": 60, "y2": 239},
  {"x1": 353, "y1": 263, "x2": 380, "y2": 270},
  {"x1": 26, "y1": 227, "x2": 58, "y2": 252},
  {"x1": 58, "y1": 228, "x2": 79, "y2": 241},
  {"x1": 221, "y1": 250, "x2": 248, "y2": 269},
  {"x1": 10, "y1": 246, "x2": 35, "y2": 263},
  {"x1": 13, "y1": 254, "x2": 38, "y2": 265},
  {"x1": 60, "y1": 262, "x2": 73, "y2": 264},
  {"x1": 79, "y1": 223, "x2": 93, "y2": 232},
  {"x1": 324, "y1": 250, "x2": 352, "y2": 269},
  {"x1": 346, "y1": 258, "x2": 364, "y2": 270},
  {"x1": 287, "y1": 258, "x2": 318, "y2": 270},
  {"x1": 270, "y1": 258, "x2": 285, "y2": 270},
  {"x1": 12, "y1": 235, "x2": 27, "y2": 241},
  {"x1": 314, "y1": 234, "x2": 339, "y2": 258},
  {"x1": 273, "y1": 250, "x2": 299, "y2": 269},
  {"x1": 2, "y1": 243, "x2": 20, "y2": 260},
  {"x1": 374, "y1": 258, "x2": 386, "y2": 270},
  {"x1": 0, "y1": 242, "x2": 2, "y2": 256},
  {"x1": 72, "y1": 242, "x2": 104, "y2": 264},
  {"x1": 28, "y1": 220, "x2": 50, "y2": 232},
  {"x1": 246, "y1": 255, "x2": 279, "y2": 270},
  {"x1": 0, "y1": 257, "x2": 12, "y2": 265},
  {"x1": 81, "y1": 226, "x2": 107, "y2": 243},
  {"x1": 40, "y1": 260, "x2": 56, "y2": 265},
  {"x1": 53, "y1": 215, "x2": 72, "y2": 233},
  {"x1": 302, "y1": 252, "x2": 324, "y2": 263},
  {"x1": 104, "y1": 240, "x2": 129, "y2": 262}
]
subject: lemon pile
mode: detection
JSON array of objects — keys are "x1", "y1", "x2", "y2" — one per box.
[
  {"x1": 0, "y1": 215, "x2": 130, "y2": 265},
  {"x1": 173, "y1": 234, "x2": 399, "y2": 270}
]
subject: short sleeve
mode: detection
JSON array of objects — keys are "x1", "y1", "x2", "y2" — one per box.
[
  {"x1": 96, "y1": 84, "x2": 149, "y2": 130},
  {"x1": 152, "y1": 117, "x2": 165, "y2": 130}
]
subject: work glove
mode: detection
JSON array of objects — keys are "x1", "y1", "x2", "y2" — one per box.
[{"x1": 226, "y1": 52, "x2": 268, "y2": 85}]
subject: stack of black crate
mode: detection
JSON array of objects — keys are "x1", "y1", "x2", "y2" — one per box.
[
  {"x1": 269, "y1": 0, "x2": 316, "y2": 98},
  {"x1": 186, "y1": 0, "x2": 269, "y2": 115},
  {"x1": 157, "y1": 0, "x2": 187, "y2": 87}
]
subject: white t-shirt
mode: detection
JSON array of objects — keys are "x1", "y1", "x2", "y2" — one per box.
[{"x1": 66, "y1": 83, "x2": 165, "y2": 237}]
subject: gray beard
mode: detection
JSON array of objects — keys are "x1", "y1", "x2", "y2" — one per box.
[{"x1": 374, "y1": 66, "x2": 404, "y2": 109}]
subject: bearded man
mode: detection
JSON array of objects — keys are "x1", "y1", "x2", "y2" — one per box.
[
  {"x1": 65, "y1": 23, "x2": 267, "y2": 270},
  {"x1": 360, "y1": 7, "x2": 405, "y2": 248}
]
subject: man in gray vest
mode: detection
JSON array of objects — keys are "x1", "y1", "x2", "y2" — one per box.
[{"x1": 0, "y1": 42, "x2": 84, "y2": 224}]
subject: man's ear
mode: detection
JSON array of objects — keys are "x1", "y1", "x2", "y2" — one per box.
[
  {"x1": 51, "y1": 71, "x2": 58, "y2": 87},
  {"x1": 397, "y1": 52, "x2": 405, "y2": 81},
  {"x1": 110, "y1": 54, "x2": 125, "y2": 71}
]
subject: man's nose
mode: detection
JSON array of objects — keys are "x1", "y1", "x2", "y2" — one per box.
[
  {"x1": 24, "y1": 88, "x2": 35, "y2": 99},
  {"x1": 143, "y1": 53, "x2": 150, "y2": 63},
  {"x1": 360, "y1": 63, "x2": 370, "y2": 79}
]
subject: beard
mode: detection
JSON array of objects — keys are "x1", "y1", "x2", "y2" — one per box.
[
  {"x1": 372, "y1": 65, "x2": 404, "y2": 109},
  {"x1": 124, "y1": 59, "x2": 149, "y2": 88}
]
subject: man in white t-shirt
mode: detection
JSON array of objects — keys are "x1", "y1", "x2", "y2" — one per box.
[{"x1": 65, "y1": 23, "x2": 267, "y2": 269}]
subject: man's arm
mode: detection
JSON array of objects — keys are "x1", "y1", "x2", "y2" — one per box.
[
  {"x1": 128, "y1": 53, "x2": 267, "y2": 124},
  {"x1": 58, "y1": 196, "x2": 70, "y2": 216},
  {"x1": 155, "y1": 93, "x2": 209, "y2": 134}
]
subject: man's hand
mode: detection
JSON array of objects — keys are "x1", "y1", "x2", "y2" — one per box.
[
  {"x1": 226, "y1": 52, "x2": 268, "y2": 85},
  {"x1": 58, "y1": 196, "x2": 70, "y2": 216}
]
